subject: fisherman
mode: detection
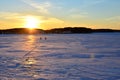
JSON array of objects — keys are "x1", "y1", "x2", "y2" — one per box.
[
  {"x1": 40, "y1": 37, "x2": 42, "y2": 40},
  {"x1": 45, "y1": 37, "x2": 47, "y2": 40}
]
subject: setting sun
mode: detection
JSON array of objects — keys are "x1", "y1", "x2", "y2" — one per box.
[{"x1": 24, "y1": 16, "x2": 40, "y2": 29}]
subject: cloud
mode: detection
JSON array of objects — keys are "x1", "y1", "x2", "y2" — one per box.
[
  {"x1": 0, "y1": 11, "x2": 64, "y2": 22},
  {"x1": 44, "y1": 17, "x2": 64, "y2": 23},
  {"x1": 38, "y1": 15, "x2": 65, "y2": 29},
  {"x1": 0, "y1": 12, "x2": 26, "y2": 29},
  {"x1": 67, "y1": 8, "x2": 88, "y2": 20},
  {"x1": 106, "y1": 16, "x2": 120, "y2": 21},
  {"x1": 83, "y1": 0, "x2": 108, "y2": 8},
  {"x1": 104, "y1": 16, "x2": 120, "y2": 29},
  {"x1": 20, "y1": 0, "x2": 52, "y2": 14},
  {"x1": 0, "y1": 12, "x2": 24, "y2": 20},
  {"x1": 106, "y1": 16, "x2": 120, "y2": 25},
  {"x1": 70, "y1": 14, "x2": 87, "y2": 19},
  {"x1": 0, "y1": 11, "x2": 65, "y2": 29},
  {"x1": 91, "y1": 0, "x2": 107, "y2": 4}
]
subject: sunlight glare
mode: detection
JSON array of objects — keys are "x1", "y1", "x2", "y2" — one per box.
[
  {"x1": 24, "y1": 16, "x2": 40, "y2": 29},
  {"x1": 24, "y1": 57, "x2": 37, "y2": 65}
]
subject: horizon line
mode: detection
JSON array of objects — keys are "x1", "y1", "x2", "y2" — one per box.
[{"x1": 0, "y1": 27, "x2": 120, "y2": 30}]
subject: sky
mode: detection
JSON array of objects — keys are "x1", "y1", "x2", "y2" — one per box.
[{"x1": 0, "y1": 0, "x2": 120, "y2": 30}]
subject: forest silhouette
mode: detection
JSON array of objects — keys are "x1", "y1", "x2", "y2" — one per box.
[{"x1": 0, "y1": 27, "x2": 120, "y2": 34}]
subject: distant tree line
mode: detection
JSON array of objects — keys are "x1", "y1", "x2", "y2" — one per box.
[
  {"x1": 45, "y1": 27, "x2": 93, "y2": 34},
  {"x1": 0, "y1": 28, "x2": 44, "y2": 34},
  {"x1": 0, "y1": 27, "x2": 120, "y2": 34}
]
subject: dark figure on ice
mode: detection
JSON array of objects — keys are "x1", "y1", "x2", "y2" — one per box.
[
  {"x1": 40, "y1": 37, "x2": 42, "y2": 40},
  {"x1": 45, "y1": 37, "x2": 47, "y2": 40}
]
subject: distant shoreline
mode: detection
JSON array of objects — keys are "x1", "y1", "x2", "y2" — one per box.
[{"x1": 0, "y1": 27, "x2": 120, "y2": 34}]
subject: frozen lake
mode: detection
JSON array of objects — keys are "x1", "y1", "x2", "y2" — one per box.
[{"x1": 0, "y1": 33, "x2": 120, "y2": 80}]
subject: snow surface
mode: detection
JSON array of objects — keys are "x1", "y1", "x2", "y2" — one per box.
[{"x1": 0, "y1": 33, "x2": 120, "y2": 80}]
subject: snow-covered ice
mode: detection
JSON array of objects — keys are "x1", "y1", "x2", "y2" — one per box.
[{"x1": 0, "y1": 33, "x2": 120, "y2": 80}]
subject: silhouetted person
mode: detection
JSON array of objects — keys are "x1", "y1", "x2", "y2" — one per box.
[
  {"x1": 40, "y1": 37, "x2": 42, "y2": 40},
  {"x1": 45, "y1": 37, "x2": 47, "y2": 40}
]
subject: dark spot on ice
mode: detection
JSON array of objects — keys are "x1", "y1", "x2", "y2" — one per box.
[
  {"x1": 52, "y1": 78, "x2": 65, "y2": 80},
  {"x1": 0, "y1": 45, "x2": 10, "y2": 48},
  {"x1": 107, "y1": 76, "x2": 120, "y2": 80},
  {"x1": 54, "y1": 70, "x2": 67, "y2": 74},
  {"x1": 7, "y1": 50, "x2": 25, "y2": 52},
  {"x1": 43, "y1": 53, "x2": 91, "y2": 59},
  {"x1": 36, "y1": 78, "x2": 48, "y2": 80},
  {"x1": 8, "y1": 63, "x2": 21, "y2": 68},
  {"x1": 43, "y1": 52, "x2": 120, "y2": 59},
  {"x1": 40, "y1": 46, "x2": 47, "y2": 47},
  {"x1": 80, "y1": 77, "x2": 96, "y2": 80}
]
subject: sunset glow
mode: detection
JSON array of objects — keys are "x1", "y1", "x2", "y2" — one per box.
[{"x1": 24, "y1": 16, "x2": 40, "y2": 29}]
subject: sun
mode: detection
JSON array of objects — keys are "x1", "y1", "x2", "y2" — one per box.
[{"x1": 24, "y1": 16, "x2": 39, "y2": 29}]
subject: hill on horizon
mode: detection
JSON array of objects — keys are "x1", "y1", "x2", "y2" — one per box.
[{"x1": 0, "y1": 27, "x2": 120, "y2": 34}]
